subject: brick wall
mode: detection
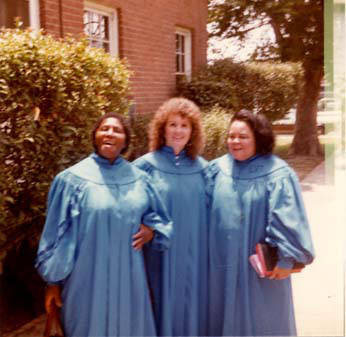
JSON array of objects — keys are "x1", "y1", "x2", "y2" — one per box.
[
  {"x1": 40, "y1": 0, "x2": 84, "y2": 38},
  {"x1": 39, "y1": 0, "x2": 208, "y2": 114}
]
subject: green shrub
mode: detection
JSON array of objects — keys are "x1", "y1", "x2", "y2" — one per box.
[
  {"x1": 0, "y1": 27, "x2": 130, "y2": 258},
  {"x1": 177, "y1": 58, "x2": 303, "y2": 121},
  {"x1": 127, "y1": 112, "x2": 153, "y2": 161},
  {"x1": 201, "y1": 106, "x2": 230, "y2": 160}
]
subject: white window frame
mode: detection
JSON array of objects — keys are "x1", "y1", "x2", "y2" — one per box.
[
  {"x1": 84, "y1": 2, "x2": 119, "y2": 56},
  {"x1": 29, "y1": 0, "x2": 40, "y2": 30},
  {"x1": 175, "y1": 27, "x2": 192, "y2": 80},
  {"x1": 0, "y1": 0, "x2": 40, "y2": 30}
]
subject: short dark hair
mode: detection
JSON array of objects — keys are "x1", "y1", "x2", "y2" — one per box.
[
  {"x1": 230, "y1": 109, "x2": 275, "y2": 154},
  {"x1": 91, "y1": 112, "x2": 131, "y2": 154}
]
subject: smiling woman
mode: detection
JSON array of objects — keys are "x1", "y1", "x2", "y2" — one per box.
[
  {"x1": 35, "y1": 112, "x2": 173, "y2": 336},
  {"x1": 207, "y1": 109, "x2": 314, "y2": 336},
  {"x1": 227, "y1": 119, "x2": 256, "y2": 161},
  {"x1": 92, "y1": 114, "x2": 129, "y2": 163},
  {"x1": 164, "y1": 113, "x2": 192, "y2": 155},
  {"x1": 133, "y1": 98, "x2": 209, "y2": 336}
]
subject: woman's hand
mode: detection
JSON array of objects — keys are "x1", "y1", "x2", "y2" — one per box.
[
  {"x1": 268, "y1": 266, "x2": 294, "y2": 280},
  {"x1": 45, "y1": 284, "x2": 62, "y2": 313},
  {"x1": 132, "y1": 224, "x2": 154, "y2": 250}
]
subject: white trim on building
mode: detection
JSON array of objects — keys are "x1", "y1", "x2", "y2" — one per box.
[
  {"x1": 29, "y1": 0, "x2": 40, "y2": 30},
  {"x1": 84, "y1": 2, "x2": 119, "y2": 56},
  {"x1": 175, "y1": 27, "x2": 192, "y2": 79},
  {"x1": 0, "y1": 0, "x2": 40, "y2": 29}
]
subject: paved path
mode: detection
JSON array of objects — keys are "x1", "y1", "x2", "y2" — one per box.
[
  {"x1": 292, "y1": 152, "x2": 345, "y2": 336},
  {"x1": 4, "y1": 154, "x2": 346, "y2": 337}
]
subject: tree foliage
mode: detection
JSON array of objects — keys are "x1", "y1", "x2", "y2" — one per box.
[
  {"x1": 177, "y1": 58, "x2": 302, "y2": 121},
  {"x1": 209, "y1": 0, "x2": 323, "y2": 62},
  {"x1": 0, "y1": 27, "x2": 130, "y2": 258},
  {"x1": 209, "y1": 0, "x2": 324, "y2": 155}
]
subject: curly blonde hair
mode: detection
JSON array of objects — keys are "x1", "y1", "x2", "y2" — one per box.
[{"x1": 148, "y1": 97, "x2": 205, "y2": 159}]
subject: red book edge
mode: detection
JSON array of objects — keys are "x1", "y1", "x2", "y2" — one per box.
[{"x1": 255, "y1": 243, "x2": 272, "y2": 276}]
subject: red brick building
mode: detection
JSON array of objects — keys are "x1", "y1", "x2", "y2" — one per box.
[{"x1": 1, "y1": 0, "x2": 208, "y2": 114}]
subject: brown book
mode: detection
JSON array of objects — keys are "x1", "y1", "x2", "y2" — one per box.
[{"x1": 255, "y1": 243, "x2": 305, "y2": 276}]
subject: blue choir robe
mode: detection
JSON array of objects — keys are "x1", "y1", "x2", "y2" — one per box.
[
  {"x1": 207, "y1": 153, "x2": 315, "y2": 336},
  {"x1": 133, "y1": 146, "x2": 209, "y2": 336},
  {"x1": 35, "y1": 153, "x2": 173, "y2": 337}
]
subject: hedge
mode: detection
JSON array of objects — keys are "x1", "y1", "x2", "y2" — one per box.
[
  {"x1": 0, "y1": 27, "x2": 130, "y2": 259},
  {"x1": 177, "y1": 58, "x2": 303, "y2": 122}
]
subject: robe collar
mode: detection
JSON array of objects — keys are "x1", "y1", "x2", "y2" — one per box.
[
  {"x1": 68, "y1": 153, "x2": 141, "y2": 185},
  {"x1": 91, "y1": 152, "x2": 123, "y2": 166},
  {"x1": 218, "y1": 153, "x2": 288, "y2": 179},
  {"x1": 140, "y1": 146, "x2": 207, "y2": 174}
]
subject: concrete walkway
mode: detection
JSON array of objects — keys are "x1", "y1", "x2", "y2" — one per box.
[
  {"x1": 4, "y1": 154, "x2": 346, "y2": 337},
  {"x1": 292, "y1": 152, "x2": 346, "y2": 336}
]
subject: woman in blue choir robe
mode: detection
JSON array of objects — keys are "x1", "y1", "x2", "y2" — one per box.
[
  {"x1": 35, "y1": 113, "x2": 172, "y2": 337},
  {"x1": 134, "y1": 97, "x2": 209, "y2": 336},
  {"x1": 207, "y1": 109, "x2": 315, "y2": 336}
]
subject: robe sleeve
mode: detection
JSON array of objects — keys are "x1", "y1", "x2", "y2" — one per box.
[
  {"x1": 133, "y1": 157, "x2": 155, "y2": 175},
  {"x1": 266, "y1": 168, "x2": 315, "y2": 269},
  {"x1": 204, "y1": 160, "x2": 221, "y2": 208},
  {"x1": 35, "y1": 171, "x2": 82, "y2": 284},
  {"x1": 141, "y1": 175, "x2": 173, "y2": 251}
]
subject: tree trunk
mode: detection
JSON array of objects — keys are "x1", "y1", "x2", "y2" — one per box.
[{"x1": 289, "y1": 62, "x2": 324, "y2": 156}]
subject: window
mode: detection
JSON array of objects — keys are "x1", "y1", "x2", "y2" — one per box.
[
  {"x1": 175, "y1": 28, "x2": 192, "y2": 80},
  {"x1": 0, "y1": 0, "x2": 40, "y2": 30},
  {"x1": 84, "y1": 3, "x2": 118, "y2": 56}
]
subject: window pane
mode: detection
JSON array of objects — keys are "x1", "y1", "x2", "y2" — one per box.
[
  {"x1": 175, "y1": 29, "x2": 191, "y2": 78},
  {"x1": 175, "y1": 33, "x2": 186, "y2": 74},
  {"x1": 83, "y1": 11, "x2": 89, "y2": 34},
  {"x1": 0, "y1": 0, "x2": 29, "y2": 28},
  {"x1": 84, "y1": 9, "x2": 111, "y2": 52}
]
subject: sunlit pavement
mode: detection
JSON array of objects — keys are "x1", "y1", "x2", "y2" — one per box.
[{"x1": 292, "y1": 151, "x2": 346, "y2": 336}]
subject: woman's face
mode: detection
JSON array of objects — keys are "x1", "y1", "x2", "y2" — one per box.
[
  {"x1": 164, "y1": 113, "x2": 192, "y2": 155},
  {"x1": 227, "y1": 120, "x2": 256, "y2": 161},
  {"x1": 94, "y1": 117, "x2": 126, "y2": 163}
]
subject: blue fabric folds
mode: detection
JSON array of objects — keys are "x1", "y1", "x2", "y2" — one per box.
[
  {"x1": 207, "y1": 153, "x2": 315, "y2": 336},
  {"x1": 133, "y1": 146, "x2": 209, "y2": 336},
  {"x1": 36, "y1": 153, "x2": 172, "y2": 337}
]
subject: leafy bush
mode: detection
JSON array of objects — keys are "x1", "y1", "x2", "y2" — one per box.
[
  {"x1": 127, "y1": 111, "x2": 154, "y2": 161},
  {"x1": 201, "y1": 106, "x2": 230, "y2": 160},
  {"x1": 0, "y1": 27, "x2": 130, "y2": 258},
  {"x1": 177, "y1": 58, "x2": 303, "y2": 121}
]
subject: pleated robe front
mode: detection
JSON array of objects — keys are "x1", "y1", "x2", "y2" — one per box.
[
  {"x1": 207, "y1": 153, "x2": 315, "y2": 336},
  {"x1": 35, "y1": 153, "x2": 172, "y2": 337},
  {"x1": 133, "y1": 146, "x2": 209, "y2": 336}
]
